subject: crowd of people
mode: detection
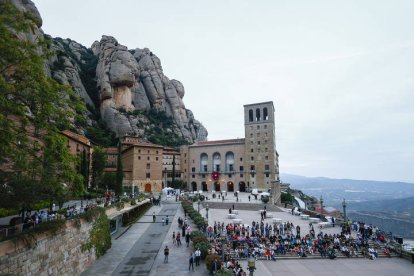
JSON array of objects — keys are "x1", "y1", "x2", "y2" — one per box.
[{"x1": 202, "y1": 212, "x2": 396, "y2": 268}]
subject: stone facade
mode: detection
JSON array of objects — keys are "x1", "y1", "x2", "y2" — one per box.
[
  {"x1": 0, "y1": 220, "x2": 95, "y2": 276},
  {"x1": 181, "y1": 139, "x2": 246, "y2": 192},
  {"x1": 162, "y1": 147, "x2": 182, "y2": 187},
  {"x1": 121, "y1": 137, "x2": 163, "y2": 193},
  {"x1": 181, "y1": 101, "x2": 280, "y2": 197}
]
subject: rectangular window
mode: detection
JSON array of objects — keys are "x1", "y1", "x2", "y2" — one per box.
[
  {"x1": 250, "y1": 165, "x2": 255, "y2": 171},
  {"x1": 258, "y1": 141, "x2": 261, "y2": 145},
  {"x1": 265, "y1": 132, "x2": 268, "y2": 137},
  {"x1": 250, "y1": 156, "x2": 254, "y2": 161},
  {"x1": 192, "y1": 174, "x2": 195, "y2": 178},
  {"x1": 192, "y1": 167, "x2": 195, "y2": 172},
  {"x1": 146, "y1": 173, "x2": 150, "y2": 179},
  {"x1": 202, "y1": 174, "x2": 205, "y2": 178},
  {"x1": 250, "y1": 148, "x2": 253, "y2": 153},
  {"x1": 229, "y1": 164, "x2": 234, "y2": 171},
  {"x1": 146, "y1": 163, "x2": 150, "y2": 169},
  {"x1": 240, "y1": 166, "x2": 244, "y2": 171},
  {"x1": 156, "y1": 157, "x2": 159, "y2": 161},
  {"x1": 265, "y1": 148, "x2": 268, "y2": 152},
  {"x1": 138, "y1": 156, "x2": 141, "y2": 160},
  {"x1": 215, "y1": 165, "x2": 220, "y2": 171},
  {"x1": 250, "y1": 133, "x2": 253, "y2": 138},
  {"x1": 257, "y1": 125, "x2": 260, "y2": 130},
  {"x1": 265, "y1": 164, "x2": 270, "y2": 171},
  {"x1": 240, "y1": 158, "x2": 243, "y2": 161},
  {"x1": 138, "y1": 149, "x2": 141, "y2": 153},
  {"x1": 265, "y1": 156, "x2": 268, "y2": 160},
  {"x1": 148, "y1": 150, "x2": 150, "y2": 154},
  {"x1": 203, "y1": 165, "x2": 208, "y2": 172},
  {"x1": 240, "y1": 174, "x2": 244, "y2": 177},
  {"x1": 147, "y1": 156, "x2": 150, "y2": 160},
  {"x1": 266, "y1": 173, "x2": 270, "y2": 178}
]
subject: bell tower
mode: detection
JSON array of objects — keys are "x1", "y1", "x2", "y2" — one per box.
[{"x1": 243, "y1": 102, "x2": 279, "y2": 191}]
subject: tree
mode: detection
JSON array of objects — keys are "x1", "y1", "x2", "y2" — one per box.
[
  {"x1": 101, "y1": 172, "x2": 117, "y2": 191},
  {"x1": 0, "y1": 1, "x2": 86, "y2": 210},
  {"x1": 91, "y1": 146, "x2": 107, "y2": 191},
  {"x1": 79, "y1": 149, "x2": 89, "y2": 190},
  {"x1": 115, "y1": 141, "x2": 123, "y2": 197}
]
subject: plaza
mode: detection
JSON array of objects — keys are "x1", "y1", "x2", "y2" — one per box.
[{"x1": 82, "y1": 192, "x2": 414, "y2": 276}]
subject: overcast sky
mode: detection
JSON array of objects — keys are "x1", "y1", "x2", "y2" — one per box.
[{"x1": 33, "y1": 0, "x2": 414, "y2": 183}]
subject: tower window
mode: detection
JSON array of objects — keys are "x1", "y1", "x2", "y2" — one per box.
[
  {"x1": 256, "y1": 108, "x2": 261, "y2": 121},
  {"x1": 249, "y1": 109, "x2": 253, "y2": 122},
  {"x1": 263, "y1": 107, "x2": 268, "y2": 120}
]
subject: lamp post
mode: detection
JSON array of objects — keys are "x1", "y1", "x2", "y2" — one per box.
[
  {"x1": 342, "y1": 198, "x2": 347, "y2": 223},
  {"x1": 197, "y1": 200, "x2": 200, "y2": 213},
  {"x1": 206, "y1": 204, "x2": 209, "y2": 219},
  {"x1": 247, "y1": 255, "x2": 256, "y2": 276},
  {"x1": 320, "y1": 195, "x2": 324, "y2": 215}
]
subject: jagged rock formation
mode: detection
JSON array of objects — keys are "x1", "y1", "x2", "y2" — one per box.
[
  {"x1": 10, "y1": 0, "x2": 208, "y2": 145},
  {"x1": 90, "y1": 36, "x2": 207, "y2": 142}
]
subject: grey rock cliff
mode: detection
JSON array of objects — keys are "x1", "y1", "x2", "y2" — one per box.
[
  {"x1": 93, "y1": 36, "x2": 207, "y2": 142},
  {"x1": 10, "y1": 0, "x2": 207, "y2": 144}
]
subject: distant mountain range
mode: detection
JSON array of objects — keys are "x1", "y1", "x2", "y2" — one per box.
[
  {"x1": 281, "y1": 174, "x2": 414, "y2": 239},
  {"x1": 281, "y1": 173, "x2": 414, "y2": 207}
]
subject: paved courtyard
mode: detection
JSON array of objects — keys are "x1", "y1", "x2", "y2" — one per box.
[{"x1": 82, "y1": 192, "x2": 413, "y2": 276}]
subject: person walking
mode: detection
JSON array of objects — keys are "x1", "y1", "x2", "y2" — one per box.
[
  {"x1": 195, "y1": 248, "x2": 201, "y2": 266},
  {"x1": 153, "y1": 212, "x2": 156, "y2": 223},
  {"x1": 162, "y1": 217, "x2": 165, "y2": 226},
  {"x1": 164, "y1": 246, "x2": 169, "y2": 263},
  {"x1": 185, "y1": 232, "x2": 191, "y2": 247},
  {"x1": 172, "y1": 231, "x2": 176, "y2": 245},
  {"x1": 188, "y1": 252, "x2": 194, "y2": 271},
  {"x1": 176, "y1": 232, "x2": 181, "y2": 246},
  {"x1": 166, "y1": 215, "x2": 169, "y2": 225}
]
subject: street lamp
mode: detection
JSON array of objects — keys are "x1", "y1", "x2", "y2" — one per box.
[
  {"x1": 206, "y1": 204, "x2": 209, "y2": 219},
  {"x1": 320, "y1": 195, "x2": 324, "y2": 215},
  {"x1": 342, "y1": 198, "x2": 347, "y2": 223},
  {"x1": 247, "y1": 255, "x2": 256, "y2": 276},
  {"x1": 197, "y1": 200, "x2": 200, "y2": 213}
]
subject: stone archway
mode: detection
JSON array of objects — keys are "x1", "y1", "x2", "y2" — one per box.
[
  {"x1": 202, "y1": 181, "x2": 208, "y2": 191},
  {"x1": 214, "y1": 181, "x2": 221, "y2": 191},
  {"x1": 239, "y1": 181, "x2": 246, "y2": 192},
  {"x1": 145, "y1": 183, "x2": 152, "y2": 193},
  {"x1": 227, "y1": 181, "x2": 234, "y2": 192},
  {"x1": 191, "y1": 181, "x2": 197, "y2": 192}
]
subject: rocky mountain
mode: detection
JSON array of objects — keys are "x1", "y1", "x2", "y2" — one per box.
[{"x1": 12, "y1": 0, "x2": 208, "y2": 146}]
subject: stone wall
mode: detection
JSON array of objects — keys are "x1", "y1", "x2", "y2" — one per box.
[{"x1": 0, "y1": 220, "x2": 96, "y2": 276}]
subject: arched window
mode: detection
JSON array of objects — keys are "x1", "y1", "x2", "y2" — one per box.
[
  {"x1": 263, "y1": 107, "x2": 268, "y2": 120},
  {"x1": 249, "y1": 109, "x2": 253, "y2": 122},
  {"x1": 200, "y1": 153, "x2": 208, "y2": 172},
  {"x1": 256, "y1": 108, "x2": 261, "y2": 121},
  {"x1": 225, "y1": 152, "x2": 234, "y2": 172},
  {"x1": 212, "y1": 152, "x2": 221, "y2": 172}
]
